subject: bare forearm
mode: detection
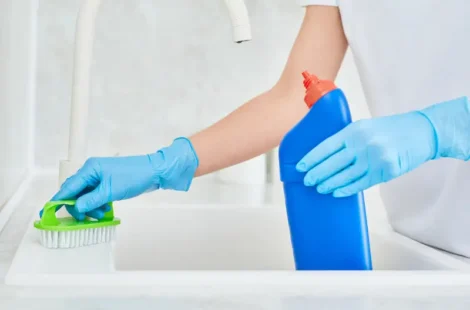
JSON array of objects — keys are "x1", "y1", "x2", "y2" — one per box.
[
  {"x1": 190, "y1": 88, "x2": 304, "y2": 176},
  {"x1": 190, "y1": 5, "x2": 348, "y2": 176}
]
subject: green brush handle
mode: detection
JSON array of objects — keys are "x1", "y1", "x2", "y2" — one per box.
[{"x1": 41, "y1": 200, "x2": 115, "y2": 226}]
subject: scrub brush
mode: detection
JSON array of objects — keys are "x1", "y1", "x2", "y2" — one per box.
[{"x1": 34, "y1": 200, "x2": 121, "y2": 249}]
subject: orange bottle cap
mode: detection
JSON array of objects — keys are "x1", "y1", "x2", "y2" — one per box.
[{"x1": 302, "y1": 71, "x2": 336, "y2": 108}]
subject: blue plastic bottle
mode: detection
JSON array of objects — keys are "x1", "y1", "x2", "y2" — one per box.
[{"x1": 278, "y1": 71, "x2": 372, "y2": 270}]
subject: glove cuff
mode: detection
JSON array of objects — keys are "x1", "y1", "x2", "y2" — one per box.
[
  {"x1": 419, "y1": 96, "x2": 470, "y2": 161},
  {"x1": 173, "y1": 137, "x2": 200, "y2": 168},
  {"x1": 413, "y1": 110, "x2": 439, "y2": 160},
  {"x1": 150, "y1": 137, "x2": 200, "y2": 191}
]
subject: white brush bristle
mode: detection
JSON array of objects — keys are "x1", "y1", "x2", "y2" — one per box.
[{"x1": 39, "y1": 226, "x2": 117, "y2": 249}]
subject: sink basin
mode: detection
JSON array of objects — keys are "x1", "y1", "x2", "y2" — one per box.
[
  {"x1": 111, "y1": 204, "x2": 459, "y2": 272},
  {"x1": 6, "y1": 190, "x2": 470, "y2": 290},
  {"x1": 113, "y1": 204, "x2": 295, "y2": 271}
]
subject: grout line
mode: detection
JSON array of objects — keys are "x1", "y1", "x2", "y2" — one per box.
[{"x1": 0, "y1": 173, "x2": 33, "y2": 234}]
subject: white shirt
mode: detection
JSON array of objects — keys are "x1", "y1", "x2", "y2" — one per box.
[{"x1": 299, "y1": 0, "x2": 470, "y2": 257}]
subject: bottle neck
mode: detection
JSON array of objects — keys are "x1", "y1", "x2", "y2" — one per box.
[{"x1": 302, "y1": 71, "x2": 337, "y2": 108}]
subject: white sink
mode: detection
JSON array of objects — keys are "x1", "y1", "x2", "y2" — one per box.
[
  {"x1": 113, "y1": 204, "x2": 295, "y2": 271},
  {"x1": 112, "y1": 204, "x2": 456, "y2": 272},
  {"x1": 6, "y1": 197, "x2": 470, "y2": 291}
]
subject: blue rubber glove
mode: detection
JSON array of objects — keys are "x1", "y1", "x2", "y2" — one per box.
[
  {"x1": 296, "y1": 96, "x2": 470, "y2": 197},
  {"x1": 44, "y1": 137, "x2": 199, "y2": 221}
]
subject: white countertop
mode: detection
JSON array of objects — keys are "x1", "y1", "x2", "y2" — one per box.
[{"x1": 2, "y1": 173, "x2": 470, "y2": 309}]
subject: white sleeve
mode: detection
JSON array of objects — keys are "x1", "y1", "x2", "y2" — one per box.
[{"x1": 297, "y1": 0, "x2": 338, "y2": 6}]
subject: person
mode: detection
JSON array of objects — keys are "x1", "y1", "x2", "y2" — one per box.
[{"x1": 50, "y1": 1, "x2": 470, "y2": 258}]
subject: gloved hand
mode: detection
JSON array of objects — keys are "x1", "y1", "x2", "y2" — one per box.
[
  {"x1": 43, "y1": 137, "x2": 199, "y2": 221},
  {"x1": 295, "y1": 96, "x2": 470, "y2": 198}
]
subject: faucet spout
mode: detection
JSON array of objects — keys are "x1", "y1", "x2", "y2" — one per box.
[
  {"x1": 60, "y1": 0, "x2": 252, "y2": 184},
  {"x1": 224, "y1": 0, "x2": 252, "y2": 43}
]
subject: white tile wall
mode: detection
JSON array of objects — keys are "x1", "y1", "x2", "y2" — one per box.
[
  {"x1": 35, "y1": 0, "x2": 304, "y2": 179},
  {"x1": 0, "y1": 0, "x2": 35, "y2": 208}
]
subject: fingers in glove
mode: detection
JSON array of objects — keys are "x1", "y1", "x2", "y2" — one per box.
[
  {"x1": 85, "y1": 208, "x2": 105, "y2": 220},
  {"x1": 331, "y1": 174, "x2": 372, "y2": 198},
  {"x1": 51, "y1": 157, "x2": 101, "y2": 200},
  {"x1": 40, "y1": 184, "x2": 95, "y2": 218},
  {"x1": 102, "y1": 203, "x2": 112, "y2": 213},
  {"x1": 66, "y1": 203, "x2": 111, "y2": 221},
  {"x1": 86, "y1": 203, "x2": 112, "y2": 219},
  {"x1": 303, "y1": 149, "x2": 355, "y2": 186},
  {"x1": 75, "y1": 183, "x2": 109, "y2": 213},
  {"x1": 296, "y1": 132, "x2": 346, "y2": 172},
  {"x1": 65, "y1": 205, "x2": 86, "y2": 221},
  {"x1": 316, "y1": 161, "x2": 368, "y2": 194}
]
